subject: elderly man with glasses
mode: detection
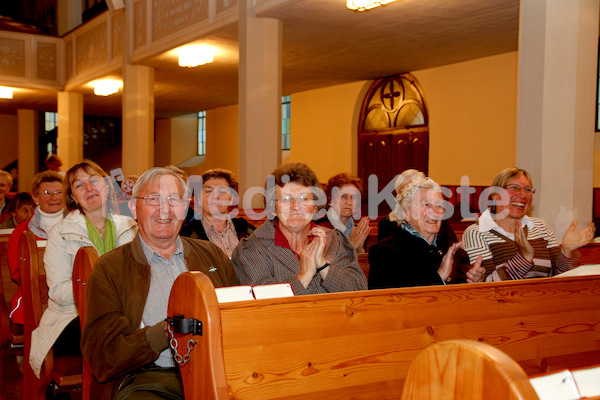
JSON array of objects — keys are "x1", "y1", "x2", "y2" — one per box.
[{"x1": 82, "y1": 167, "x2": 238, "y2": 400}]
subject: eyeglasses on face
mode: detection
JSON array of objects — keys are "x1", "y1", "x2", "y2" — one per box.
[
  {"x1": 276, "y1": 193, "x2": 314, "y2": 206},
  {"x1": 41, "y1": 190, "x2": 63, "y2": 197},
  {"x1": 504, "y1": 185, "x2": 536, "y2": 194},
  {"x1": 73, "y1": 176, "x2": 104, "y2": 190},
  {"x1": 136, "y1": 195, "x2": 186, "y2": 206}
]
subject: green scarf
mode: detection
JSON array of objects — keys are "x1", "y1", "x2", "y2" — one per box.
[{"x1": 84, "y1": 215, "x2": 117, "y2": 256}]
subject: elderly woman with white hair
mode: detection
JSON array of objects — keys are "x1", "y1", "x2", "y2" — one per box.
[
  {"x1": 368, "y1": 178, "x2": 485, "y2": 289},
  {"x1": 377, "y1": 169, "x2": 461, "y2": 245}
]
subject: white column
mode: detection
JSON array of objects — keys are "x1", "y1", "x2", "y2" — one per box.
[
  {"x1": 17, "y1": 110, "x2": 38, "y2": 192},
  {"x1": 57, "y1": 91, "x2": 84, "y2": 169},
  {"x1": 516, "y1": 0, "x2": 599, "y2": 238},
  {"x1": 122, "y1": 64, "x2": 154, "y2": 176},
  {"x1": 238, "y1": 0, "x2": 282, "y2": 207}
]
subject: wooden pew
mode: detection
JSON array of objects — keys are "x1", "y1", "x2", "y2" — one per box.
[
  {"x1": 19, "y1": 231, "x2": 82, "y2": 400},
  {"x1": 72, "y1": 246, "x2": 99, "y2": 400},
  {"x1": 0, "y1": 231, "x2": 14, "y2": 400},
  {"x1": 168, "y1": 272, "x2": 600, "y2": 400},
  {"x1": 400, "y1": 339, "x2": 538, "y2": 400},
  {"x1": 577, "y1": 242, "x2": 600, "y2": 266},
  {"x1": 357, "y1": 252, "x2": 369, "y2": 279}
]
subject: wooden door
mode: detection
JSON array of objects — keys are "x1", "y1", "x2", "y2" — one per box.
[{"x1": 357, "y1": 74, "x2": 429, "y2": 217}]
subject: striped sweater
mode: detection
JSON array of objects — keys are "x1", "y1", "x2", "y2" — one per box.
[{"x1": 463, "y1": 215, "x2": 577, "y2": 281}]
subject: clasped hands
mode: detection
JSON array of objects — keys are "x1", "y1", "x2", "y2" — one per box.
[
  {"x1": 298, "y1": 227, "x2": 329, "y2": 288},
  {"x1": 349, "y1": 217, "x2": 371, "y2": 253}
]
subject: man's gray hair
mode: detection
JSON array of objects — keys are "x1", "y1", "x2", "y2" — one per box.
[
  {"x1": 399, "y1": 178, "x2": 441, "y2": 214},
  {"x1": 132, "y1": 167, "x2": 189, "y2": 199}
]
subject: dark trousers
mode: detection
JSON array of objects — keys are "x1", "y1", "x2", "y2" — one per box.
[{"x1": 114, "y1": 364, "x2": 183, "y2": 400}]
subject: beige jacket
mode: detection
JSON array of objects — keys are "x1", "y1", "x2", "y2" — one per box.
[{"x1": 30, "y1": 210, "x2": 138, "y2": 377}]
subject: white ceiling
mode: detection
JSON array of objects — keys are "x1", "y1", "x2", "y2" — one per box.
[{"x1": 0, "y1": 0, "x2": 520, "y2": 118}]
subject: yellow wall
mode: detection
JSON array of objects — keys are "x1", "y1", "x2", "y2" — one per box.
[
  {"x1": 183, "y1": 104, "x2": 239, "y2": 177},
  {"x1": 170, "y1": 114, "x2": 198, "y2": 165},
  {"x1": 289, "y1": 81, "x2": 369, "y2": 183},
  {"x1": 414, "y1": 52, "x2": 518, "y2": 186},
  {"x1": 167, "y1": 50, "x2": 600, "y2": 190}
]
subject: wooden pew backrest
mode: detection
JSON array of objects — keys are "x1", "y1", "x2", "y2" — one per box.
[
  {"x1": 0, "y1": 233, "x2": 11, "y2": 400},
  {"x1": 19, "y1": 231, "x2": 82, "y2": 399},
  {"x1": 72, "y1": 246, "x2": 99, "y2": 400},
  {"x1": 400, "y1": 339, "x2": 538, "y2": 400},
  {"x1": 169, "y1": 272, "x2": 600, "y2": 400},
  {"x1": 19, "y1": 231, "x2": 51, "y2": 400}
]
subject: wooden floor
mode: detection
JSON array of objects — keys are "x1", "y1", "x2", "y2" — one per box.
[
  {"x1": 3, "y1": 345, "x2": 22, "y2": 400},
  {"x1": 2, "y1": 346, "x2": 81, "y2": 400}
]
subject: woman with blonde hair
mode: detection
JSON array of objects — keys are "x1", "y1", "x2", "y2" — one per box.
[
  {"x1": 463, "y1": 167, "x2": 595, "y2": 281},
  {"x1": 29, "y1": 160, "x2": 138, "y2": 378}
]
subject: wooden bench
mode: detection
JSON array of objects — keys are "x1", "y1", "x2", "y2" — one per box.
[
  {"x1": 400, "y1": 339, "x2": 539, "y2": 400},
  {"x1": 577, "y1": 242, "x2": 600, "y2": 266},
  {"x1": 72, "y1": 246, "x2": 99, "y2": 400},
  {"x1": 167, "y1": 272, "x2": 600, "y2": 400},
  {"x1": 0, "y1": 231, "x2": 15, "y2": 400},
  {"x1": 19, "y1": 231, "x2": 82, "y2": 400}
]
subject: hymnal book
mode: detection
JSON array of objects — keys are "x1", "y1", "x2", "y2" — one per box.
[
  {"x1": 529, "y1": 370, "x2": 580, "y2": 400},
  {"x1": 571, "y1": 365, "x2": 600, "y2": 398},
  {"x1": 529, "y1": 366, "x2": 600, "y2": 400},
  {"x1": 252, "y1": 283, "x2": 294, "y2": 300},
  {"x1": 215, "y1": 286, "x2": 254, "y2": 303},
  {"x1": 556, "y1": 264, "x2": 600, "y2": 277},
  {"x1": 215, "y1": 283, "x2": 294, "y2": 303},
  {"x1": 0, "y1": 228, "x2": 14, "y2": 235},
  {"x1": 37, "y1": 240, "x2": 47, "y2": 248}
]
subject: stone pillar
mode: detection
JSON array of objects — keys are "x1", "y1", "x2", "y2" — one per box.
[
  {"x1": 516, "y1": 0, "x2": 599, "y2": 238},
  {"x1": 238, "y1": 0, "x2": 282, "y2": 207},
  {"x1": 17, "y1": 110, "x2": 38, "y2": 191},
  {"x1": 57, "y1": 91, "x2": 84, "y2": 169},
  {"x1": 122, "y1": 64, "x2": 154, "y2": 176}
]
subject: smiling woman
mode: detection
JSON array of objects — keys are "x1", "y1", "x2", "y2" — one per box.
[
  {"x1": 232, "y1": 162, "x2": 367, "y2": 295},
  {"x1": 29, "y1": 160, "x2": 138, "y2": 378},
  {"x1": 463, "y1": 167, "x2": 596, "y2": 281},
  {"x1": 368, "y1": 178, "x2": 485, "y2": 289}
]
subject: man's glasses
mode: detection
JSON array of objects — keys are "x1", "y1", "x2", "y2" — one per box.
[
  {"x1": 136, "y1": 195, "x2": 186, "y2": 206},
  {"x1": 504, "y1": 185, "x2": 536, "y2": 194},
  {"x1": 41, "y1": 190, "x2": 63, "y2": 197}
]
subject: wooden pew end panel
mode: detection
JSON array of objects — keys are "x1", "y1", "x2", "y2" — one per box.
[
  {"x1": 400, "y1": 339, "x2": 538, "y2": 400},
  {"x1": 168, "y1": 271, "x2": 229, "y2": 400}
]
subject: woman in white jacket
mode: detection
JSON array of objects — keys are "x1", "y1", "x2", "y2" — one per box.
[{"x1": 30, "y1": 160, "x2": 138, "y2": 377}]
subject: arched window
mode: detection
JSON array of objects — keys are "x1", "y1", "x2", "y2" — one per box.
[{"x1": 361, "y1": 74, "x2": 428, "y2": 131}]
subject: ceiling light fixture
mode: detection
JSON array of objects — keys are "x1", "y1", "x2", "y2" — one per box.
[
  {"x1": 178, "y1": 45, "x2": 215, "y2": 68},
  {"x1": 93, "y1": 79, "x2": 121, "y2": 96},
  {"x1": 0, "y1": 86, "x2": 14, "y2": 99},
  {"x1": 347, "y1": 0, "x2": 397, "y2": 11}
]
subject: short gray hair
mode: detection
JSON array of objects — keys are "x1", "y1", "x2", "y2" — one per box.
[
  {"x1": 394, "y1": 169, "x2": 426, "y2": 193},
  {"x1": 132, "y1": 167, "x2": 189, "y2": 199},
  {"x1": 399, "y1": 178, "x2": 441, "y2": 214}
]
